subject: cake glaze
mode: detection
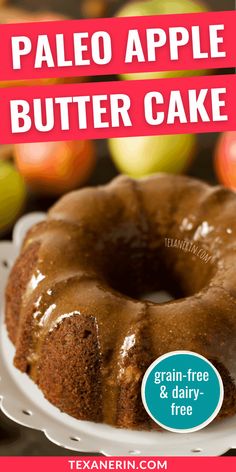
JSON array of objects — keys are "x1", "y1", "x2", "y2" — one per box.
[{"x1": 5, "y1": 174, "x2": 236, "y2": 429}]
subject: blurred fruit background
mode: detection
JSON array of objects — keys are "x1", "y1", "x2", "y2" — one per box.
[{"x1": 0, "y1": 0, "x2": 235, "y2": 457}]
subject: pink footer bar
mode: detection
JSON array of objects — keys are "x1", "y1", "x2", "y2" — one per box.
[{"x1": 0, "y1": 457, "x2": 235, "y2": 472}]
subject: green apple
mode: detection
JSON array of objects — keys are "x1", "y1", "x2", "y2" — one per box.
[
  {"x1": 0, "y1": 160, "x2": 26, "y2": 234},
  {"x1": 117, "y1": 0, "x2": 208, "y2": 80},
  {"x1": 108, "y1": 133, "x2": 197, "y2": 178},
  {"x1": 117, "y1": 0, "x2": 207, "y2": 18}
]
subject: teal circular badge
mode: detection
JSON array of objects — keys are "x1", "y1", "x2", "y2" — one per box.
[{"x1": 141, "y1": 351, "x2": 224, "y2": 433}]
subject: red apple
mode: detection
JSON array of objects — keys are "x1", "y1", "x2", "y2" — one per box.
[
  {"x1": 215, "y1": 132, "x2": 236, "y2": 190},
  {"x1": 14, "y1": 140, "x2": 96, "y2": 196}
]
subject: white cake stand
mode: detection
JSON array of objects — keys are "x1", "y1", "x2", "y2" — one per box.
[{"x1": 1, "y1": 213, "x2": 236, "y2": 456}]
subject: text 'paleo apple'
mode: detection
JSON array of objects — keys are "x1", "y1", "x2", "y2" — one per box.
[
  {"x1": 14, "y1": 140, "x2": 96, "y2": 196},
  {"x1": 108, "y1": 133, "x2": 196, "y2": 178},
  {"x1": 117, "y1": 0, "x2": 208, "y2": 80}
]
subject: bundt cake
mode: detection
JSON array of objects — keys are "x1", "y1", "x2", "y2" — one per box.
[{"x1": 5, "y1": 174, "x2": 236, "y2": 430}]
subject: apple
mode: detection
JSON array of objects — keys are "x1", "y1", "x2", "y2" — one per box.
[
  {"x1": 117, "y1": 0, "x2": 208, "y2": 80},
  {"x1": 117, "y1": 0, "x2": 207, "y2": 18},
  {"x1": 14, "y1": 140, "x2": 96, "y2": 196},
  {"x1": 214, "y1": 132, "x2": 236, "y2": 190},
  {"x1": 108, "y1": 133, "x2": 196, "y2": 178},
  {"x1": 0, "y1": 160, "x2": 26, "y2": 234}
]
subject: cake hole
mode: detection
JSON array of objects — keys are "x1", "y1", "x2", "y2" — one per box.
[
  {"x1": 104, "y1": 232, "x2": 217, "y2": 304},
  {"x1": 22, "y1": 409, "x2": 32, "y2": 416},
  {"x1": 70, "y1": 436, "x2": 81, "y2": 442},
  {"x1": 128, "y1": 450, "x2": 141, "y2": 455},
  {"x1": 191, "y1": 448, "x2": 203, "y2": 453}
]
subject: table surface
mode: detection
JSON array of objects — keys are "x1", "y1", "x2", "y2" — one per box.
[{"x1": 0, "y1": 0, "x2": 235, "y2": 458}]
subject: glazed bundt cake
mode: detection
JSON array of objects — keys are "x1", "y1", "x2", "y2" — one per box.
[{"x1": 5, "y1": 174, "x2": 236, "y2": 430}]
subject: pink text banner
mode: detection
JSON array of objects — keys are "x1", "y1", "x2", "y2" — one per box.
[
  {"x1": 0, "y1": 457, "x2": 236, "y2": 472},
  {"x1": 1, "y1": 74, "x2": 236, "y2": 144},
  {"x1": 0, "y1": 10, "x2": 235, "y2": 82}
]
